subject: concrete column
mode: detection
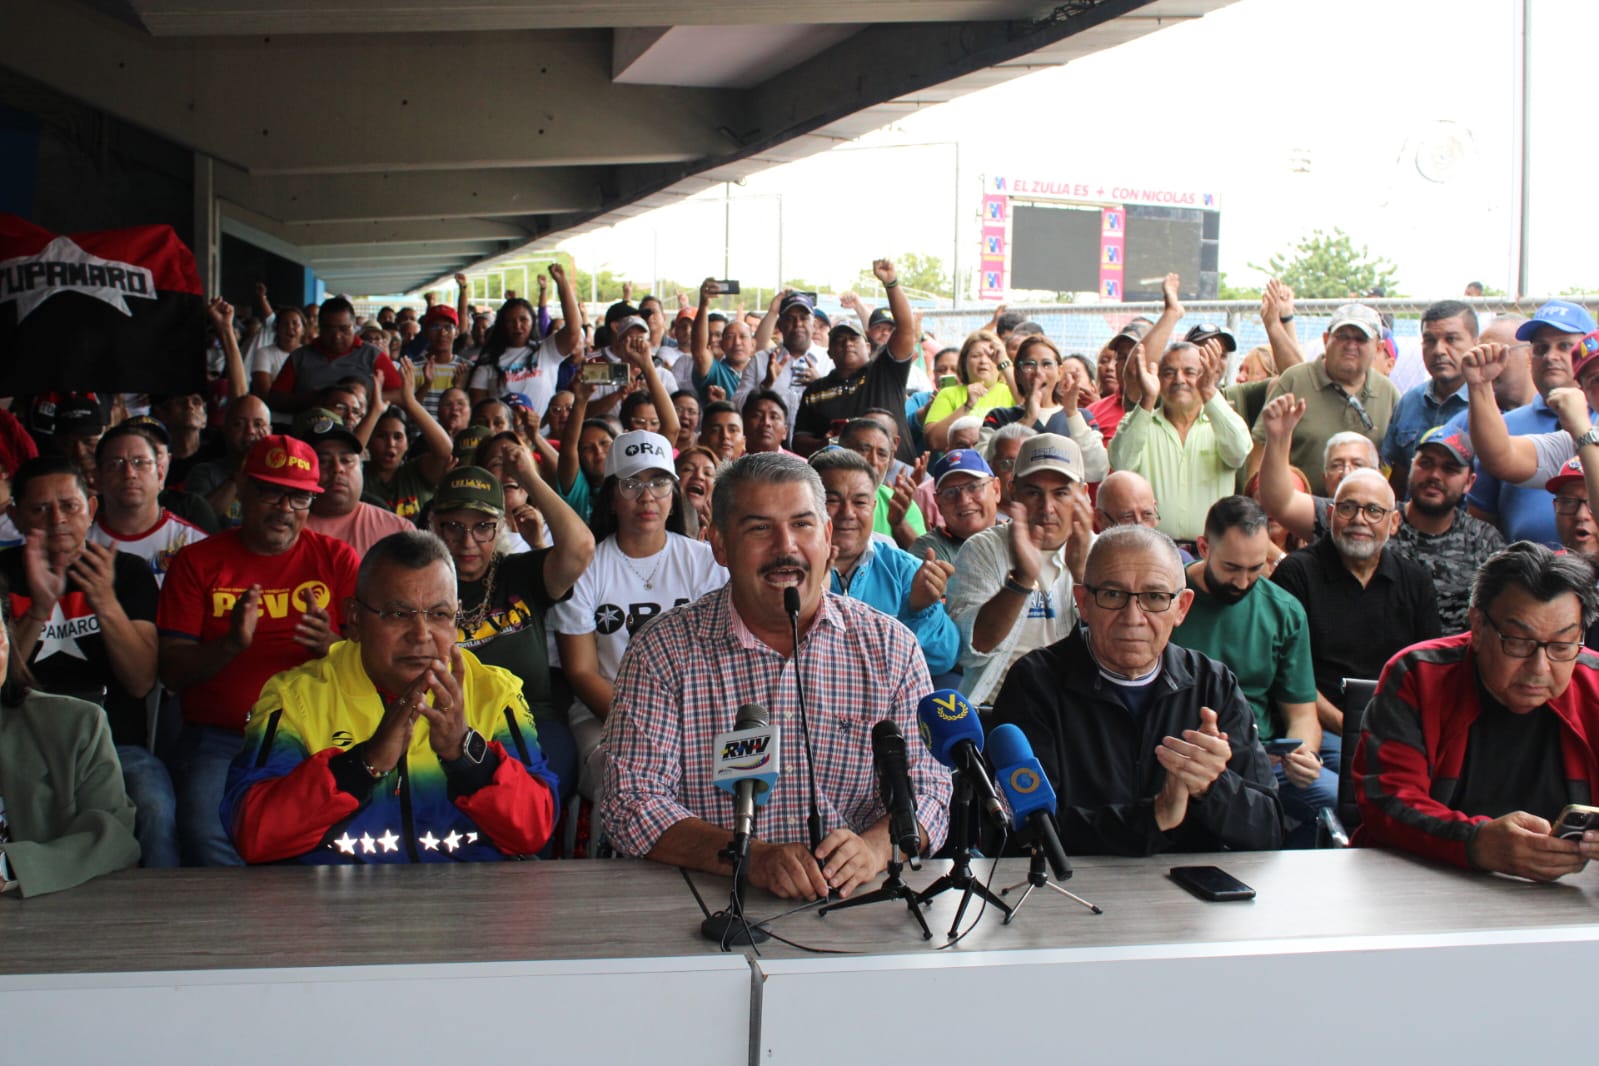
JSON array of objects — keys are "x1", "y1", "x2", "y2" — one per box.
[{"x1": 193, "y1": 151, "x2": 219, "y2": 297}]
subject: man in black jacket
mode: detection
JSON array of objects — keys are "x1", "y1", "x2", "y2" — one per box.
[{"x1": 989, "y1": 524, "x2": 1283, "y2": 854}]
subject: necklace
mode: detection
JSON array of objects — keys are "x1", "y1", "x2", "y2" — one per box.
[
  {"x1": 455, "y1": 553, "x2": 502, "y2": 633},
  {"x1": 618, "y1": 543, "x2": 664, "y2": 590}
]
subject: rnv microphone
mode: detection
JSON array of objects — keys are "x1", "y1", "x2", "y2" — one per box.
[
  {"x1": 712, "y1": 703, "x2": 780, "y2": 853},
  {"x1": 871, "y1": 720, "x2": 922, "y2": 869},
  {"x1": 915, "y1": 688, "x2": 1007, "y2": 829},
  {"x1": 987, "y1": 723, "x2": 1073, "y2": 882}
]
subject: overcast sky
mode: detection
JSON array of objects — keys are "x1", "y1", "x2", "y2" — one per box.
[{"x1": 557, "y1": 0, "x2": 1595, "y2": 301}]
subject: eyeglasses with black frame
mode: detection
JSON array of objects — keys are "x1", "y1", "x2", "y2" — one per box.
[
  {"x1": 249, "y1": 480, "x2": 316, "y2": 511},
  {"x1": 1333, "y1": 500, "x2": 1391, "y2": 523},
  {"x1": 1481, "y1": 612, "x2": 1583, "y2": 662},
  {"x1": 1553, "y1": 496, "x2": 1593, "y2": 516},
  {"x1": 1082, "y1": 585, "x2": 1180, "y2": 613}
]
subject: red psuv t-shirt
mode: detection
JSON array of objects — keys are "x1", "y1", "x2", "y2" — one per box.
[{"x1": 157, "y1": 528, "x2": 360, "y2": 730}]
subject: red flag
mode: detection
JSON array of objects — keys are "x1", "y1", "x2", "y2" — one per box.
[{"x1": 0, "y1": 214, "x2": 206, "y2": 395}]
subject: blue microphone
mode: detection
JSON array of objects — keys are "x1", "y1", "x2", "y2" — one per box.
[
  {"x1": 916, "y1": 688, "x2": 1006, "y2": 828},
  {"x1": 987, "y1": 723, "x2": 1073, "y2": 881}
]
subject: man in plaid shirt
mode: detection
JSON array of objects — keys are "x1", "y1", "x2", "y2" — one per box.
[{"x1": 601, "y1": 453, "x2": 951, "y2": 900}]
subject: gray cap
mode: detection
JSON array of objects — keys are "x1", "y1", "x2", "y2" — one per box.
[
  {"x1": 1327, "y1": 303, "x2": 1384, "y2": 340},
  {"x1": 1014, "y1": 433, "x2": 1085, "y2": 483}
]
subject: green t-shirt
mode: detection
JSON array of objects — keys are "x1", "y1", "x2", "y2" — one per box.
[
  {"x1": 1170, "y1": 570, "x2": 1317, "y2": 740},
  {"x1": 872, "y1": 482, "x2": 925, "y2": 538},
  {"x1": 561, "y1": 471, "x2": 595, "y2": 524},
  {"x1": 365, "y1": 459, "x2": 433, "y2": 521}
]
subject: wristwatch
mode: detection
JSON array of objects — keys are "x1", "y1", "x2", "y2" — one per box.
[
  {"x1": 1576, "y1": 427, "x2": 1599, "y2": 451},
  {"x1": 997, "y1": 360, "x2": 1012, "y2": 370},
  {"x1": 448, "y1": 728, "x2": 488, "y2": 766}
]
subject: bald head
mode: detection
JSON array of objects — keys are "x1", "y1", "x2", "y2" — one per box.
[
  {"x1": 1096, "y1": 469, "x2": 1159, "y2": 530},
  {"x1": 1335, "y1": 467, "x2": 1394, "y2": 506}
]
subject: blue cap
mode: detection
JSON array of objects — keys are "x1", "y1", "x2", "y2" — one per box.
[
  {"x1": 1516, "y1": 300, "x2": 1596, "y2": 341},
  {"x1": 931, "y1": 448, "x2": 993, "y2": 487}
]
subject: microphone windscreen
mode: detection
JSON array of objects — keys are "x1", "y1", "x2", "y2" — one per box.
[
  {"x1": 915, "y1": 688, "x2": 983, "y2": 767},
  {"x1": 783, "y1": 586, "x2": 801, "y2": 616},
  {"x1": 735, "y1": 703, "x2": 769, "y2": 730},
  {"x1": 987, "y1": 722, "x2": 1058, "y2": 823}
]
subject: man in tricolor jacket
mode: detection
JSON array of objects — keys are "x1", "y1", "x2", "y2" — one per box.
[{"x1": 223, "y1": 530, "x2": 558, "y2": 863}]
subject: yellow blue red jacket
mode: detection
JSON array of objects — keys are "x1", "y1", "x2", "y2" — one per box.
[{"x1": 223, "y1": 640, "x2": 558, "y2": 863}]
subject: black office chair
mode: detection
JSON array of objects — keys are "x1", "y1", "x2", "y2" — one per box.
[{"x1": 1336, "y1": 677, "x2": 1379, "y2": 832}]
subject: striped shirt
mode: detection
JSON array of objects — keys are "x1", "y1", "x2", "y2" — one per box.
[{"x1": 601, "y1": 585, "x2": 951, "y2": 857}]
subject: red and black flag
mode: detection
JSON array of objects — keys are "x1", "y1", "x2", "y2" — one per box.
[{"x1": 0, "y1": 214, "x2": 206, "y2": 395}]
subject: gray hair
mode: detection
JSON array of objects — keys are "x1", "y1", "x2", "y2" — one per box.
[
  {"x1": 356, "y1": 530, "x2": 457, "y2": 600},
  {"x1": 1323, "y1": 431, "x2": 1379, "y2": 474},
  {"x1": 1472, "y1": 541, "x2": 1599, "y2": 630},
  {"x1": 985, "y1": 421, "x2": 1037, "y2": 461},
  {"x1": 711, "y1": 452, "x2": 827, "y2": 534},
  {"x1": 808, "y1": 445, "x2": 879, "y2": 486},
  {"x1": 1085, "y1": 524, "x2": 1186, "y2": 588}
]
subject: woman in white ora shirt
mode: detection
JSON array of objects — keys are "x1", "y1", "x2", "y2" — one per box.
[{"x1": 552, "y1": 430, "x2": 728, "y2": 800}]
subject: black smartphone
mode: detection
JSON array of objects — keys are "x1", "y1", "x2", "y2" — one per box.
[
  {"x1": 715, "y1": 279, "x2": 740, "y2": 294},
  {"x1": 1550, "y1": 803, "x2": 1599, "y2": 840},
  {"x1": 1264, "y1": 738, "x2": 1304, "y2": 757},
  {"x1": 1169, "y1": 865, "x2": 1255, "y2": 902}
]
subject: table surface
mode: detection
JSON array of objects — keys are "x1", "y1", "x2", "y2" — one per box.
[{"x1": 6, "y1": 849, "x2": 1599, "y2": 976}]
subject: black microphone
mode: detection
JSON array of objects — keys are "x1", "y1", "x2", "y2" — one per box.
[
  {"x1": 871, "y1": 720, "x2": 922, "y2": 870},
  {"x1": 783, "y1": 585, "x2": 826, "y2": 858}
]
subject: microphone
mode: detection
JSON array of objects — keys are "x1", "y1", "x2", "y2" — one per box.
[
  {"x1": 986, "y1": 723, "x2": 1073, "y2": 882},
  {"x1": 915, "y1": 688, "x2": 1007, "y2": 829},
  {"x1": 870, "y1": 720, "x2": 922, "y2": 870},
  {"x1": 711, "y1": 704, "x2": 780, "y2": 861},
  {"x1": 782, "y1": 585, "x2": 826, "y2": 859}
]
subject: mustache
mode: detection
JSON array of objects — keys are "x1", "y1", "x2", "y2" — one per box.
[{"x1": 759, "y1": 556, "x2": 810, "y2": 576}]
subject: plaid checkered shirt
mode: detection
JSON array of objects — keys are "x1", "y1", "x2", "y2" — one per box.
[{"x1": 601, "y1": 585, "x2": 951, "y2": 857}]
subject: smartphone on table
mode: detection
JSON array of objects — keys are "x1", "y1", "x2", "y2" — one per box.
[{"x1": 1169, "y1": 865, "x2": 1255, "y2": 902}]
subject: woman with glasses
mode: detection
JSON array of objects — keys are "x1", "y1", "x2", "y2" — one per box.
[
  {"x1": 427, "y1": 454, "x2": 593, "y2": 805},
  {"x1": 922, "y1": 329, "x2": 1017, "y2": 451},
  {"x1": 552, "y1": 431, "x2": 728, "y2": 800},
  {"x1": 979, "y1": 336, "x2": 1109, "y2": 483}
]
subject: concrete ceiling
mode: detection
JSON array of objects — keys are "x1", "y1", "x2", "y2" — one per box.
[{"x1": 5, "y1": 0, "x2": 1234, "y2": 295}]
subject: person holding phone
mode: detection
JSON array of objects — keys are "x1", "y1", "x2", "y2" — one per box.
[
  {"x1": 1356, "y1": 542, "x2": 1599, "y2": 880},
  {"x1": 1172, "y1": 496, "x2": 1329, "y2": 847}
]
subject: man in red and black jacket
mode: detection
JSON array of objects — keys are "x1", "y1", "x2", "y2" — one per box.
[{"x1": 1355, "y1": 541, "x2": 1599, "y2": 880}]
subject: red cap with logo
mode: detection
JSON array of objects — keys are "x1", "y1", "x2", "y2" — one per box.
[{"x1": 242, "y1": 434, "x2": 323, "y2": 494}]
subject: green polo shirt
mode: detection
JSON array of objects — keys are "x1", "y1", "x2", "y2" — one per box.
[
  {"x1": 1251, "y1": 357, "x2": 1400, "y2": 480},
  {"x1": 1171, "y1": 569, "x2": 1317, "y2": 740}
]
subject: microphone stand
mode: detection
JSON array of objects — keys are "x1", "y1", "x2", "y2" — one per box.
[
  {"x1": 784, "y1": 589, "x2": 832, "y2": 895},
  {"x1": 700, "y1": 835, "x2": 771, "y2": 947},
  {"x1": 1000, "y1": 846, "x2": 1101, "y2": 921},
  {"x1": 914, "y1": 771, "x2": 1011, "y2": 937},
  {"x1": 818, "y1": 849, "x2": 933, "y2": 940}
]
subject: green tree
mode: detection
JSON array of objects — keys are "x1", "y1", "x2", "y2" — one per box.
[
  {"x1": 1250, "y1": 228, "x2": 1400, "y2": 299},
  {"x1": 855, "y1": 253, "x2": 950, "y2": 299},
  {"x1": 1217, "y1": 272, "x2": 1263, "y2": 301}
]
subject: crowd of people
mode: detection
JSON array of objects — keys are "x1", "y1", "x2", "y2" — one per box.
[{"x1": 4, "y1": 256, "x2": 1599, "y2": 900}]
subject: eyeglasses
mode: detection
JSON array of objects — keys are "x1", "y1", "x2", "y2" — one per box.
[
  {"x1": 1100, "y1": 506, "x2": 1161, "y2": 526},
  {"x1": 936, "y1": 477, "x2": 993, "y2": 503},
  {"x1": 1015, "y1": 359, "x2": 1058, "y2": 372},
  {"x1": 435, "y1": 519, "x2": 499, "y2": 543},
  {"x1": 1333, "y1": 500, "x2": 1392, "y2": 523},
  {"x1": 617, "y1": 475, "x2": 675, "y2": 500},
  {"x1": 1553, "y1": 497, "x2": 1593, "y2": 516},
  {"x1": 1083, "y1": 586, "x2": 1180, "y2": 613},
  {"x1": 354, "y1": 599, "x2": 459, "y2": 629},
  {"x1": 1482, "y1": 611, "x2": 1583, "y2": 662},
  {"x1": 250, "y1": 482, "x2": 315, "y2": 511},
  {"x1": 102, "y1": 457, "x2": 156, "y2": 473},
  {"x1": 1330, "y1": 383, "x2": 1375, "y2": 431}
]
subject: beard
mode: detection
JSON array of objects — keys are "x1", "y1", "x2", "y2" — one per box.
[
  {"x1": 1332, "y1": 528, "x2": 1380, "y2": 561},
  {"x1": 1203, "y1": 562, "x2": 1253, "y2": 606}
]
